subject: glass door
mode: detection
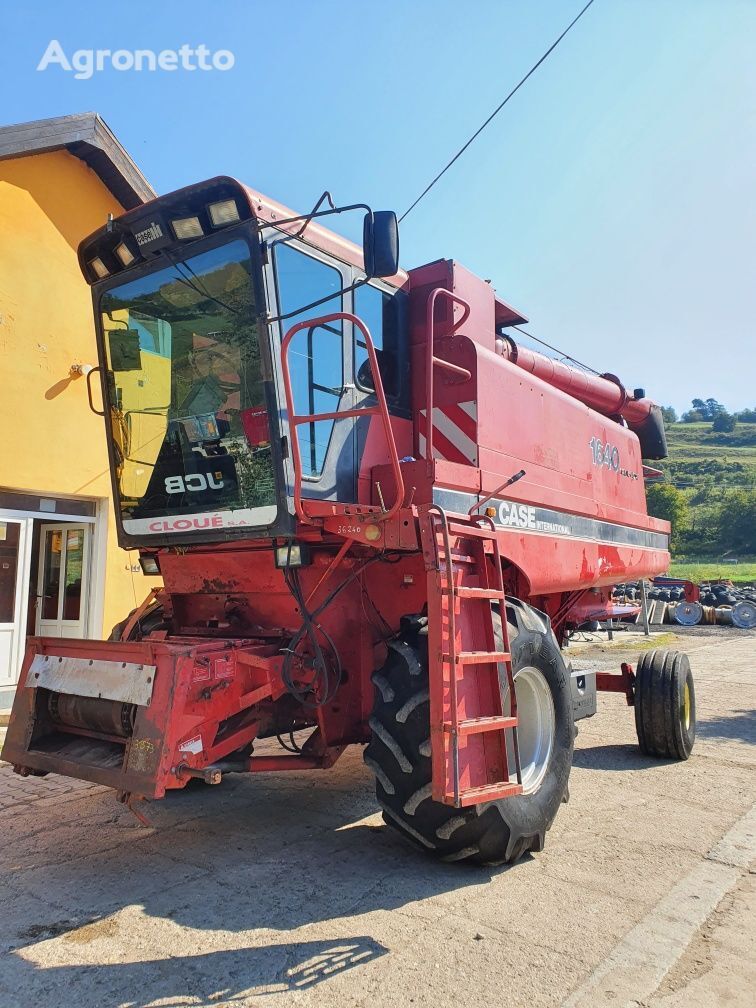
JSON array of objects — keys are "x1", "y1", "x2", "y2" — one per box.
[
  {"x1": 36, "y1": 524, "x2": 91, "y2": 639},
  {"x1": 0, "y1": 518, "x2": 32, "y2": 689}
]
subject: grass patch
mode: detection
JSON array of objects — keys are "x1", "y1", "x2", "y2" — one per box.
[
  {"x1": 565, "y1": 631, "x2": 678, "y2": 654},
  {"x1": 633, "y1": 632, "x2": 678, "y2": 651},
  {"x1": 668, "y1": 561, "x2": 756, "y2": 585}
]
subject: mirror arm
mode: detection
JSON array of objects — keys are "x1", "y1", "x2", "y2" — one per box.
[
  {"x1": 287, "y1": 190, "x2": 336, "y2": 241},
  {"x1": 266, "y1": 276, "x2": 368, "y2": 326},
  {"x1": 265, "y1": 202, "x2": 372, "y2": 260},
  {"x1": 266, "y1": 201, "x2": 370, "y2": 237}
]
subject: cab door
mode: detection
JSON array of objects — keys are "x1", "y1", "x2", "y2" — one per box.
[{"x1": 268, "y1": 240, "x2": 358, "y2": 506}]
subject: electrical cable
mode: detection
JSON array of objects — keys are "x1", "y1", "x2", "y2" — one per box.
[
  {"x1": 399, "y1": 0, "x2": 597, "y2": 222},
  {"x1": 276, "y1": 730, "x2": 303, "y2": 754},
  {"x1": 281, "y1": 553, "x2": 339, "y2": 707},
  {"x1": 360, "y1": 581, "x2": 394, "y2": 640},
  {"x1": 280, "y1": 550, "x2": 384, "y2": 707}
]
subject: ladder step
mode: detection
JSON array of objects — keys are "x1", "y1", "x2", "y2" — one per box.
[
  {"x1": 451, "y1": 782, "x2": 524, "y2": 806},
  {"x1": 436, "y1": 552, "x2": 477, "y2": 565},
  {"x1": 453, "y1": 586, "x2": 506, "y2": 600},
  {"x1": 449, "y1": 650, "x2": 511, "y2": 665},
  {"x1": 444, "y1": 716, "x2": 518, "y2": 736},
  {"x1": 446, "y1": 522, "x2": 498, "y2": 540}
]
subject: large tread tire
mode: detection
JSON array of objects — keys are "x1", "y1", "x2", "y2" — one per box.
[
  {"x1": 634, "y1": 649, "x2": 695, "y2": 760},
  {"x1": 108, "y1": 604, "x2": 166, "y2": 642},
  {"x1": 364, "y1": 602, "x2": 574, "y2": 865}
]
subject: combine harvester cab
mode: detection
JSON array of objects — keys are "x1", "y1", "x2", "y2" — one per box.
[{"x1": 2, "y1": 177, "x2": 697, "y2": 863}]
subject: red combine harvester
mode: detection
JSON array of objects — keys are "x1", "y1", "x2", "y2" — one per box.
[{"x1": 2, "y1": 178, "x2": 697, "y2": 864}]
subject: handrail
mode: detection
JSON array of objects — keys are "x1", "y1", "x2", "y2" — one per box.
[
  {"x1": 280, "y1": 311, "x2": 404, "y2": 525},
  {"x1": 424, "y1": 289, "x2": 473, "y2": 474}
]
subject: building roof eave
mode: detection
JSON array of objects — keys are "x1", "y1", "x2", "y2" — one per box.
[{"x1": 0, "y1": 112, "x2": 155, "y2": 209}]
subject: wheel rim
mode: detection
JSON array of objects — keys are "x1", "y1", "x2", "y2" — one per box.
[
  {"x1": 506, "y1": 666, "x2": 556, "y2": 794},
  {"x1": 682, "y1": 680, "x2": 691, "y2": 731}
]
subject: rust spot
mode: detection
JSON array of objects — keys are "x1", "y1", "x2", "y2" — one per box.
[{"x1": 202, "y1": 578, "x2": 236, "y2": 593}]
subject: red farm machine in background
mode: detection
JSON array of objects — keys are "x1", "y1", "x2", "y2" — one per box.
[{"x1": 2, "y1": 178, "x2": 697, "y2": 864}]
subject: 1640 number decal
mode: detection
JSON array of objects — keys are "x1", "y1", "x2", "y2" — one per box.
[{"x1": 589, "y1": 437, "x2": 620, "y2": 471}]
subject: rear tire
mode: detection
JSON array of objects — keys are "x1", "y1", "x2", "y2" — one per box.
[
  {"x1": 634, "y1": 649, "x2": 695, "y2": 760},
  {"x1": 364, "y1": 602, "x2": 573, "y2": 865}
]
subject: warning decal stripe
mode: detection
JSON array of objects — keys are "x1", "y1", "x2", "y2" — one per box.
[{"x1": 417, "y1": 401, "x2": 478, "y2": 466}]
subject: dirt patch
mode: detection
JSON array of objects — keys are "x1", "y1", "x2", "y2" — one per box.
[{"x1": 62, "y1": 918, "x2": 120, "y2": 944}]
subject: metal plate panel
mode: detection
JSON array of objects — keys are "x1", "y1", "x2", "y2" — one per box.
[{"x1": 29, "y1": 654, "x2": 156, "y2": 706}]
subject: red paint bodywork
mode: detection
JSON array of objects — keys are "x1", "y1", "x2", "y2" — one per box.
[{"x1": 2, "y1": 180, "x2": 671, "y2": 805}]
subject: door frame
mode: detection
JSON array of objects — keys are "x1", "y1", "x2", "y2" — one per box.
[
  {"x1": 0, "y1": 499, "x2": 107, "y2": 641},
  {"x1": 0, "y1": 516, "x2": 33, "y2": 691},
  {"x1": 35, "y1": 522, "x2": 93, "y2": 638}
]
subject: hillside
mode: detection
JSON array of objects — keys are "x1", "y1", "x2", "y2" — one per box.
[
  {"x1": 664, "y1": 423, "x2": 756, "y2": 485},
  {"x1": 647, "y1": 421, "x2": 756, "y2": 562}
]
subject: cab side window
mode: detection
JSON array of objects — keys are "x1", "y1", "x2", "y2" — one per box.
[{"x1": 354, "y1": 283, "x2": 404, "y2": 403}]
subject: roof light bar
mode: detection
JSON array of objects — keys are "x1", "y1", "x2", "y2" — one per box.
[
  {"x1": 114, "y1": 242, "x2": 136, "y2": 267},
  {"x1": 171, "y1": 216, "x2": 204, "y2": 240},
  {"x1": 208, "y1": 199, "x2": 240, "y2": 227},
  {"x1": 89, "y1": 257, "x2": 110, "y2": 279}
]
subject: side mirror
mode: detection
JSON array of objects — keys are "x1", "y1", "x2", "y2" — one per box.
[
  {"x1": 363, "y1": 210, "x2": 399, "y2": 279},
  {"x1": 108, "y1": 329, "x2": 142, "y2": 372}
]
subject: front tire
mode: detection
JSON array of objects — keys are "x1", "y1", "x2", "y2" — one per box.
[{"x1": 364, "y1": 601, "x2": 574, "y2": 865}]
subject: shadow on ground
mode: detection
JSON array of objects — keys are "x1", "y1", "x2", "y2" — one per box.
[
  {"x1": 2, "y1": 936, "x2": 388, "y2": 1007},
  {"x1": 696, "y1": 709, "x2": 756, "y2": 744},
  {"x1": 1, "y1": 756, "x2": 516, "y2": 1007},
  {"x1": 572, "y1": 743, "x2": 675, "y2": 772}
]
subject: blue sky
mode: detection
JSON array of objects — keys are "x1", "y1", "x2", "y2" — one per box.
[{"x1": 4, "y1": 0, "x2": 754, "y2": 413}]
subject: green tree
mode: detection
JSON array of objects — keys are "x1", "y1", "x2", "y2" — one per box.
[
  {"x1": 686, "y1": 397, "x2": 725, "y2": 421},
  {"x1": 711, "y1": 412, "x2": 736, "y2": 433},
  {"x1": 719, "y1": 490, "x2": 756, "y2": 553},
  {"x1": 660, "y1": 406, "x2": 678, "y2": 423},
  {"x1": 645, "y1": 483, "x2": 689, "y2": 554},
  {"x1": 735, "y1": 407, "x2": 756, "y2": 422}
]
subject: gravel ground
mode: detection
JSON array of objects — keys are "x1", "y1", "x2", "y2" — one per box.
[{"x1": 0, "y1": 626, "x2": 753, "y2": 1008}]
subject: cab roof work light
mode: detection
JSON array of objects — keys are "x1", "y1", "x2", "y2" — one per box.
[
  {"x1": 208, "y1": 199, "x2": 240, "y2": 227},
  {"x1": 114, "y1": 242, "x2": 136, "y2": 267},
  {"x1": 89, "y1": 257, "x2": 110, "y2": 279},
  {"x1": 171, "y1": 216, "x2": 204, "y2": 240}
]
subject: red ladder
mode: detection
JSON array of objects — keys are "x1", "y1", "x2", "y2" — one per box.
[{"x1": 420, "y1": 505, "x2": 523, "y2": 808}]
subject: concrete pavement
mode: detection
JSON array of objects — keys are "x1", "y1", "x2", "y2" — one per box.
[{"x1": 0, "y1": 627, "x2": 753, "y2": 1008}]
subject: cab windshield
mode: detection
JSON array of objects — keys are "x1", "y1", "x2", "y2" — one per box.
[{"x1": 99, "y1": 239, "x2": 276, "y2": 537}]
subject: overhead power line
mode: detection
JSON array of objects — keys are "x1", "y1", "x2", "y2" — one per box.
[{"x1": 399, "y1": 0, "x2": 597, "y2": 222}]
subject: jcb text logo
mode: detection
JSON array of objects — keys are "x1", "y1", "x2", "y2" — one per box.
[{"x1": 165, "y1": 473, "x2": 224, "y2": 494}]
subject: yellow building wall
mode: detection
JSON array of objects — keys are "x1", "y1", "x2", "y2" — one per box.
[{"x1": 0, "y1": 150, "x2": 160, "y2": 636}]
